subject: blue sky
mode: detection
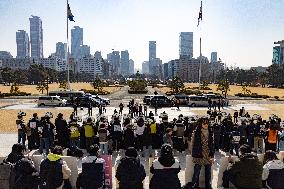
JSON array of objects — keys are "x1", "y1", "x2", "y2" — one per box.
[{"x1": 0, "y1": 0, "x2": 284, "y2": 69}]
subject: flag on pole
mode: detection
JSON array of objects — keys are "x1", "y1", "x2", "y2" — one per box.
[
  {"x1": 68, "y1": 3, "x2": 75, "y2": 22},
  {"x1": 197, "y1": 1, "x2": 202, "y2": 27}
]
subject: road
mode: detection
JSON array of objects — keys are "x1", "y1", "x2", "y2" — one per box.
[{"x1": 106, "y1": 86, "x2": 158, "y2": 107}]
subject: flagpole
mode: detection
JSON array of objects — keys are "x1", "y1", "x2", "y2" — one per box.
[
  {"x1": 199, "y1": 37, "x2": 202, "y2": 90},
  {"x1": 66, "y1": 0, "x2": 70, "y2": 89}
]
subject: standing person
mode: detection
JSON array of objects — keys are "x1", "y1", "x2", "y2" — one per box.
[
  {"x1": 217, "y1": 98, "x2": 221, "y2": 112},
  {"x1": 27, "y1": 113, "x2": 40, "y2": 150},
  {"x1": 213, "y1": 123, "x2": 221, "y2": 152},
  {"x1": 69, "y1": 116, "x2": 80, "y2": 148},
  {"x1": 144, "y1": 105, "x2": 148, "y2": 116},
  {"x1": 191, "y1": 117, "x2": 214, "y2": 189},
  {"x1": 278, "y1": 126, "x2": 284, "y2": 151},
  {"x1": 123, "y1": 120, "x2": 135, "y2": 150},
  {"x1": 39, "y1": 146, "x2": 71, "y2": 189},
  {"x1": 239, "y1": 107, "x2": 245, "y2": 117},
  {"x1": 83, "y1": 117, "x2": 95, "y2": 150},
  {"x1": 55, "y1": 113, "x2": 70, "y2": 148},
  {"x1": 16, "y1": 112, "x2": 27, "y2": 145},
  {"x1": 208, "y1": 98, "x2": 212, "y2": 110},
  {"x1": 38, "y1": 114, "x2": 55, "y2": 155},
  {"x1": 176, "y1": 98, "x2": 180, "y2": 111},
  {"x1": 265, "y1": 122, "x2": 278, "y2": 151},
  {"x1": 246, "y1": 120, "x2": 255, "y2": 149},
  {"x1": 149, "y1": 111, "x2": 154, "y2": 120},
  {"x1": 119, "y1": 103, "x2": 124, "y2": 115},
  {"x1": 44, "y1": 113, "x2": 55, "y2": 148},
  {"x1": 73, "y1": 102, "x2": 78, "y2": 116},
  {"x1": 149, "y1": 144, "x2": 181, "y2": 189},
  {"x1": 212, "y1": 100, "x2": 217, "y2": 110},
  {"x1": 110, "y1": 115, "x2": 123, "y2": 152},
  {"x1": 154, "y1": 103, "x2": 158, "y2": 115},
  {"x1": 163, "y1": 128, "x2": 173, "y2": 147},
  {"x1": 174, "y1": 116, "x2": 185, "y2": 153},
  {"x1": 229, "y1": 124, "x2": 241, "y2": 156},
  {"x1": 116, "y1": 147, "x2": 146, "y2": 189},
  {"x1": 77, "y1": 144, "x2": 105, "y2": 189},
  {"x1": 233, "y1": 111, "x2": 238, "y2": 123},
  {"x1": 135, "y1": 117, "x2": 146, "y2": 154},
  {"x1": 88, "y1": 102, "x2": 93, "y2": 116},
  {"x1": 139, "y1": 104, "x2": 143, "y2": 116},
  {"x1": 98, "y1": 123, "x2": 109, "y2": 155},
  {"x1": 99, "y1": 104, "x2": 103, "y2": 115}
]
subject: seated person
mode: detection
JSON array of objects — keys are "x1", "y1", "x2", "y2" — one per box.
[
  {"x1": 262, "y1": 151, "x2": 284, "y2": 189},
  {"x1": 222, "y1": 144, "x2": 263, "y2": 189},
  {"x1": 77, "y1": 144, "x2": 105, "y2": 189}
]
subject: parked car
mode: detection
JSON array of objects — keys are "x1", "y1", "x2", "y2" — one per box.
[
  {"x1": 49, "y1": 90, "x2": 85, "y2": 102},
  {"x1": 187, "y1": 95, "x2": 208, "y2": 107},
  {"x1": 143, "y1": 95, "x2": 155, "y2": 105},
  {"x1": 150, "y1": 95, "x2": 174, "y2": 107},
  {"x1": 75, "y1": 96, "x2": 99, "y2": 107},
  {"x1": 92, "y1": 95, "x2": 110, "y2": 105},
  {"x1": 174, "y1": 94, "x2": 189, "y2": 105},
  {"x1": 38, "y1": 96, "x2": 67, "y2": 107}
]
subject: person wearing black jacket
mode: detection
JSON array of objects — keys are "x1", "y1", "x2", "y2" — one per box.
[
  {"x1": 150, "y1": 144, "x2": 181, "y2": 189},
  {"x1": 116, "y1": 147, "x2": 146, "y2": 189},
  {"x1": 55, "y1": 113, "x2": 70, "y2": 148},
  {"x1": 27, "y1": 113, "x2": 40, "y2": 150}
]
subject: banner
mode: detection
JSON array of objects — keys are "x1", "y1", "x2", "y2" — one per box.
[{"x1": 101, "y1": 155, "x2": 112, "y2": 189}]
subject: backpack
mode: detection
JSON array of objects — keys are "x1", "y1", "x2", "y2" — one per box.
[
  {"x1": 39, "y1": 159, "x2": 63, "y2": 189},
  {"x1": 0, "y1": 161, "x2": 16, "y2": 189}
]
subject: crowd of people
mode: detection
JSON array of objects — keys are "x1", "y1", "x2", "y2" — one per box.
[{"x1": 1, "y1": 99, "x2": 284, "y2": 189}]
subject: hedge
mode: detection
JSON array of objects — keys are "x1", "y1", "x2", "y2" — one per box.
[
  {"x1": 235, "y1": 93, "x2": 270, "y2": 99},
  {"x1": 0, "y1": 92, "x2": 32, "y2": 98},
  {"x1": 128, "y1": 90, "x2": 148, "y2": 94}
]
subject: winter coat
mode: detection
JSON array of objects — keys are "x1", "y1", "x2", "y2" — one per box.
[
  {"x1": 55, "y1": 118, "x2": 69, "y2": 147},
  {"x1": 79, "y1": 156, "x2": 105, "y2": 189},
  {"x1": 278, "y1": 131, "x2": 284, "y2": 151},
  {"x1": 116, "y1": 157, "x2": 146, "y2": 189},
  {"x1": 227, "y1": 153, "x2": 262, "y2": 188},
  {"x1": 262, "y1": 159, "x2": 284, "y2": 189},
  {"x1": 123, "y1": 128, "x2": 135, "y2": 148},
  {"x1": 150, "y1": 158, "x2": 181, "y2": 189},
  {"x1": 191, "y1": 127, "x2": 214, "y2": 159},
  {"x1": 111, "y1": 120, "x2": 122, "y2": 139},
  {"x1": 163, "y1": 133, "x2": 173, "y2": 147},
  {"x1": 14, "y1": 158, "x2": 38, "y2": 189},
  {"x1": 5, "y1": 153, "x2": 24, "y2": 164},
  {"x1": 40, "y1": 153, "x2": 71, "y2": 189}
]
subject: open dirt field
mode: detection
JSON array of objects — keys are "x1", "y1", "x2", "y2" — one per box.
[
  {"x1": 158, "y1": 83, "x2": 284, "y2": 98},
  {"x1": 0, "y1": 83, "x2": 122, "y2": 95}
]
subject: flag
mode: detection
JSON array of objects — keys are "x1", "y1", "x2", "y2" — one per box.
[
  {"x1": 197, "y1": 1, "x2": 202, "y2": 27},
  {"x1": 68, "y1": 3, "x2": 75, "y2": 22}
]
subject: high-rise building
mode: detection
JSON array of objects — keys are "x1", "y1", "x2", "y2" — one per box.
[
  {"x1": 71, "y1": 26, "x2": 83, "y2": 59},
  {"x1": 120, "y1": 50, "x2": 129, "y2": 76},
  {"x1": 107, "y1": 51, "x2": 120, "y2": 75},
  {"x1": 94, "y1": 51, "x2": 102, "y2": 60},
  {"x1": 16, "y1": 30, "x2": 29, "y2": 58},
  {"x1": 55, "y1": 42, "x2": 67, "y2": 59},
  {"x1": 179, "y1": 32, "x2": 193, "y2": 58},
  {"x1": 29, "y1": 16, "x2": 43, "y2": 58},
  {"x1": 129, "y1": 59, "x2": 134, "y2": 75},
  {"x1": 273, "y1": 40, "x2": 284, "y2": 65},
  {"x1": 210, "y1": 52, "x2": 217, "y2": 63},
  {"x1": 142, "y1": 61, "x2": 149, "y2": 74},
  {"x1": 80, "y1": 45, "x2": 90, "y2": 58},
  {"x1": 149, "y1": 41, "x2": 157, "y2": 74},
  {"x1": 0, "y1": 51, "x2": 13, "y2": 60},
  {"x1": 163, "y1": 63, "x2": 169, "y2": 80}
]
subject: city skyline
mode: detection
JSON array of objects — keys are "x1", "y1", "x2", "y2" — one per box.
[{"x1": 0, "y1": 0, "x2": 284, "y2": 69}]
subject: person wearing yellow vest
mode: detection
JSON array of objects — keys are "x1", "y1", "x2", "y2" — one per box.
[
  {"x1": 265, "y1": 122, "x2": 278, "y2": 151},
  {"x1": 83, "y1": 117, "x2": 95, "y2": 150},
  {"x1": 149, "y1": 119, "x2": 159, "y2": 157},
  {"x1": 69, "y1": 117, "x2": 80, "y2": 148}
]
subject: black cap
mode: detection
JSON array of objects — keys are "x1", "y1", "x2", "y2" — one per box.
[{"x1": 125, "y1": 147, "x2": 138, "y2": 158}]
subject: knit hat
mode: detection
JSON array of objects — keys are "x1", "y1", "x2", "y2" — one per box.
[
  {"x1": 125, "y1": 147, "x2": 138, "y2": 158},
  {"x1": 161, "y1": 144, "x2": 173, "y2": 157}
]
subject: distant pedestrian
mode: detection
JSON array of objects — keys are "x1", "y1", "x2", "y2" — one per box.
[
  {"x1": 176, "y1": 98, "x2": 180, "y2": 110},
  {"x1": 212, "y1": 100, "x2": 217, "y2": 110},
  {"x1": 208, "y1": 98, "x2": 212, "y2": 110},
  {"x1": 144, "y1": 105, "x2": 148, "y2": 116},
  {"x1": 73, "y1": 103, "x2": 78, "y2": 116},
  {"x1": 119, "y1": 103, "x2": 124, "y2": 115},
  {"x1": 139, "y1": 104, "x2": 143, "y2": 116},
  {"x1": 88, "y1": 102, "x2": 92, "y2": 116}
]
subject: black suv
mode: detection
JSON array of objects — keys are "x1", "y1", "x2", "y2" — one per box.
[
  {"x1": 75, "y1": 96, "x2": 98, "y2": 107},
  {"x1": 150, "y1": 95, "x2": 174, "y2": 107}
]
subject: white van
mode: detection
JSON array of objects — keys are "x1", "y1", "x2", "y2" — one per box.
[
  {"x1": 188, "y1": 95, "x2": 208, "y2": 107},
  {"x1": 38, "y1": 96, "x2": 67, "y2": 107}
]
